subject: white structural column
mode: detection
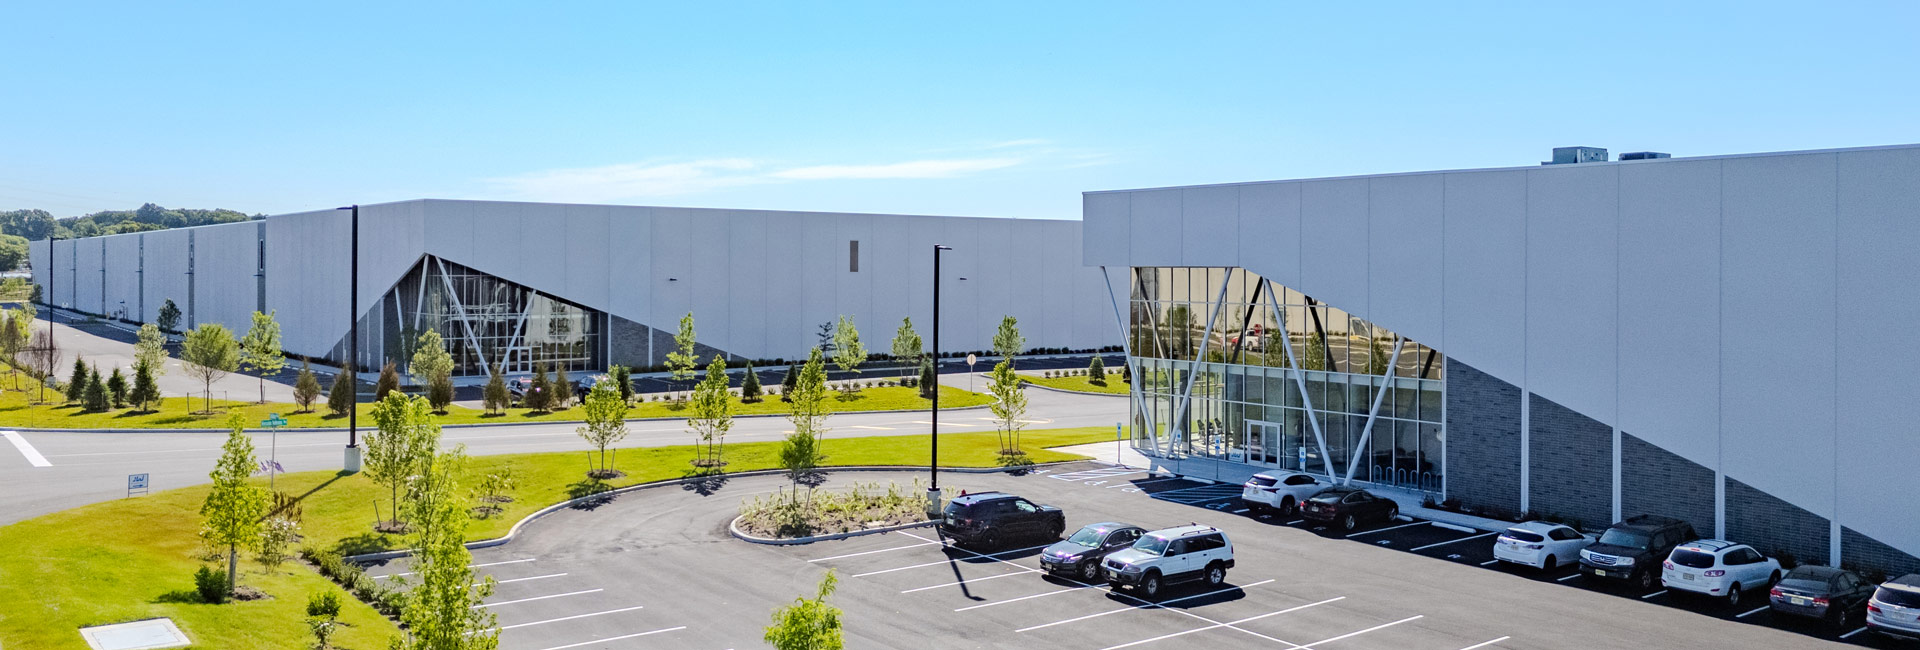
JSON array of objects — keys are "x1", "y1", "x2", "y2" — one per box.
[
  {"x1": 433, "y1": 256, "x2": 491, "y2": 376},
  {"x1": 1100, "y1": 267, "x2": 1157, "y2": 453},
  {"x1": 1264, "y1": 280, "x2": 1340, "y2": 481},
  {"x1": 1342, "y1": 337, "x2": 1405, "y2": 485},
  {"x1": 1169, "y1": 272, "x2": 1234, "y2": 457}
]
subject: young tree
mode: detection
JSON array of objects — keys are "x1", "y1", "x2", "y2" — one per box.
[
  {"x1": 67, "y1": 357, "x2": 90, "y2": 405},
  {"x1": 181, "y1": 323, "x2": 239, "y2": 414},
  {"x1": 364, "y1": 393, "x2": 440, "y2": 531},
  {"x1": 608, "y1": 364, "x2": 633, "y2": 403},
  {"x1": 918, "y1": 357, "x2": 936, "y2": 399},
  {"x1": 0, "y1": 313, "x2": 19, "y2": 389},
  {"x1": 428, "y1": 374, "x2": 454, "y2": 415},
  {"x1": 482, "y1": 365, "x2": 509, "y2": 415},
  {"x1": 763, "y1": 570, "x2": 845, "y2": 650},
  {"x1": 781, "y1": 348, "x2": 831, "y2": 488},
  {"x1": 135, "y1": 322, "x2": 168, "y2": 379},
  {"x1": 373, "y1": 360, "x2": 401, "y2": 401},
  {"x1": 1088, "y1": 355, "x2": 1107, "y2": 386},
  {"x1": 293, "y1": 360, "x2": 322, "y2": 413},
  {"x1": 987, "y1": 359, "x2": 1029, "y2": 462},
  {"x1": 25, "y1": 329, "x2": 61, "y2": 403},
  {"x1": 390, "y1": 448, "x2": 499, "y2": 650},
  {"x1": 831, "y1": 315, "x2": 867, "y2": 386},
  {"x1": 1303, "y1": 336, "x2": 1328, "y2": 371},
  {"x1": 238, "y1": 310, "x2": 285, "y2": 404},
  {"x1": 688, "y1": 356, "x2": 734, "y2": 470},
  {"x1": 107, "y1": 366, "x2": 128, "y2": 409},
  {"x1": 410, "y1": 329, "x2": 454, "y2": 387},
  {"x1": 992, "y1": 315, "x2": 1025, "y2": 368},
  {"x1": 201, "y1": 413, "x2": 268, "y2": 597},
  {"x1": 552, "y1": 365, "x2": 573, "y2": 408},
  {"x1": 576, "y1": 379, "x2": 629, "y2": 478},
  {"x1": 740, "y1": 362, "x2": 762, "y2": 403},
  {"x1": 326, "y1": 369, "x2": 355, "y2": 417},
  {"x1": 84, "y1": 366, "x2": 110, "y2": 412},
  {"x1": 523, "y1": 363, "x2": 551, "y2": 412},
  {"x1": 666, "y1": 312, "x2": 697, "y2": 386},
  {"x1": 130, "y1": 359, "x2": 160, "y2": 412},
  {"x1": 890, "y1": 317, "x2": 922, "y2": 382},
  {"x1": 156, "y1": 298, "x2": 181, "y2": 333},
  {"x1": 779, "y1": 363, "x2": 798, "y2": 402}
]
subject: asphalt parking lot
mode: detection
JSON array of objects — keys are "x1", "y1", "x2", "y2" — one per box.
[{"x1": 361, "y1": 462, "x2": 1909, "y2": 649}]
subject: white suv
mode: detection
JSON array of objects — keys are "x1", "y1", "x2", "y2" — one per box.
[
  {"x1": 1241, "y1": 470, "x2": 1326, "y2": 515},
  {"x1": 1661, "y1": 539, "x2": 1781, "y2": 606},
  {"x1": 1103, "y1": 525, "x2": 1235, "y2": 599}
]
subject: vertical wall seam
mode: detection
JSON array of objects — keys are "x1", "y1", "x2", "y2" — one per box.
[
  {"x1": 1613, "y1": 165, "x2": 1623, "y2": 524},
  {"x1": 1715, "y1": 160, "x2": 1727, "y2": 540},
  {"x1": 1439, "y1": 174, "x2": 1448, "y2": 500},
  {"x1": 1519, "y1": 171, "x2": 1531, "y2": 514},
  {"x1": 1831, "y1": 154, "x2": 1843, "y2": 566}
]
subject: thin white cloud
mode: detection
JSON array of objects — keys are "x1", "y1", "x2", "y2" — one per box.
[
  {"x1": 771, "y1": 158, "x2": 1022, "y2": 180},
  {"x1": 984, "y1": 138, "x2": 1051, "y2": 149},
  {"x1": 483, "y1": 159, "x2": 761, "y2": 202}
]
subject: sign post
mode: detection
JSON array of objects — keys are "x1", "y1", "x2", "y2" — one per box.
[
  {"x1": 127, "y1": 473, "x2": 149, "y2": 498},
  {"x1": 261, "y1": 413, "x2": 288, "y2": 490},
  {"x1": 1116, "y1": 422, "x2": 1124, "y2": 468},
  {"x1": 966, "y1": 353, "x2": 977, "y2": 393}
]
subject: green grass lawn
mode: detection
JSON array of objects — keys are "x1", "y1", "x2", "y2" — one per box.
[
  {"x1": 0, "y1": 426, "x2": 1114, "y2": 649},
  {"x1": 0, "y1": 378, "x2": 989, "y2": 430},
  {"x1": 1021, "y1": 373, "x2": 1130, "y2": 395}
]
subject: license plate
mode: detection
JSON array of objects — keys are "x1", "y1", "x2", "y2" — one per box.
[
  {"x1": 1788, "y1": 595, "x2": 1810, "y2": 606},
  {"x1": 1594, "y1": 568, "x2": 1606, "y2": 576},
  {"x1": 1682, "y1": 573, "x2": 1696, "y2": 580}
]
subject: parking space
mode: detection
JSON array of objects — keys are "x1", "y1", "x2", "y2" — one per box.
[{"x1": 362, "y1": 555, "x2": 690, "y2": 649}]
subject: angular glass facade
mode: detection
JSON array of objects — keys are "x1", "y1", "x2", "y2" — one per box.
[
  {"x1": 381, "y1": 256, "x2": 606, "y2": 376},
  {"x1": 1128, "y1": 267, "x2": 1445, "y2": 493}
]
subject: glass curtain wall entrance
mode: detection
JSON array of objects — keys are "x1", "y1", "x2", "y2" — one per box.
[
  {"x1": 1128, "y1": 267, "x2": 1445, "y2": 493},
  {"x1": 384, "y1": 255, "x2": 606, "y2": 377}
]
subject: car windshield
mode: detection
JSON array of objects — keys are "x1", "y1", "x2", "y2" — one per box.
[
  {"x1": 1670, "y1": 549, "x2": 1716, "y2": 569},
  {"x1": 1133, "y1": 536, "x2": 1171, "y2": 555},
  {"x1": 1309, "y1": 491, "x2": 1347, "y2": 504},
  {"x1": 1066, "y1": 527, "x2": 1105, "y2": 547},
  {"x1": 1247, "y1": 475, "x2": 1277, "y2": 487},
  {"x1": 1504, "y1": 530, "x2": 1546, "y2": 543},
  {"x1": 1877, "y1": 586, "x2": 1920, "y2": 608},
  {"x1": 1597, "y1": 529, "x2": 1651, "y2": 550},
  {"x1": 943, "y1": 502, "x2": 971, "y2": 517}
]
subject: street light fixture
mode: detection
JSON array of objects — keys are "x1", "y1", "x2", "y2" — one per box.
[
  {"x1": 928, "y1": 244, "x2": 951, "y2": 519},
  {"x1": 336, "y1": 205, "x2": 362, "y2": 473}
]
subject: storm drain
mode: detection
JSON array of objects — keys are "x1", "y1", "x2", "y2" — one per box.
[{"x1": 78, "y1": 618, "x2": 190, "y2": 650}]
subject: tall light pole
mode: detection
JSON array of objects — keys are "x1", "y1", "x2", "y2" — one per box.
[
  {"x1": 928, "y1": 244, "x2": 950, "y2": 518},
  {"x1": 337, "y1": 205, "x2": 362, "y2": 473}
]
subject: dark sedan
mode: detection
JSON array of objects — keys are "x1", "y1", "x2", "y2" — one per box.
[
  {"x1": 1771, "y1": 565, "x2": 1876, "y2": 629},
  {"x1": 1039, "y1": 523, "x2": 1147, "y2": 582},
  {"x1": 1298, "y1": 486, "x2": 1400, "y2": 532}
]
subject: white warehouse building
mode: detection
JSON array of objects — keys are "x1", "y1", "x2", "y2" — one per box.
[{"x1": 30, "y1": 199, "x2": 1123, "y2": 377}]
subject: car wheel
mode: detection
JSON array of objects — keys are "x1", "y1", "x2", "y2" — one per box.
[
  {"x1": 1831, "y1": 604, "x2": 1852, "y2": 629},
  {"x1": 1636, "y1": 569, "x2": 1655, "y2": 591},
  {"x1": 1080, "y1": 560, "x2": 1101, "y2": 581},
  {"x1": 1341, "y1": 514, "x2": 1357, "y2": 532},
  {"x1": 1386, "y1": 504, "x2": 1399, "y2": 521},
  {"x1": 1727, "y1": 583, "x2": 1742, "y2": 607},
  {"x1": 1051, "y1": 522, "x2": 1065, "y2": 539},
  {"x1": 1205, "y1": 562, "x2": 1226, "y2": 586},
  {"x1": 1768, "y1": 570, "x2": 1780, "y2": 586},
  {"x1": 1141, "y1": 573, "x2": 1162, "y2": 599},
  {"x1": 981, "y1": 532, "x2": 998, "y2": 549},
  {"x1": 1280, "y1": 497, "x2": 1296, "y2": 516},
  {"x1": 1543, "y1": 555, "x2": 1557, "y2": 571}
]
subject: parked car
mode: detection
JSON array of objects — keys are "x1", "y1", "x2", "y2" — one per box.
[
  {"x1": 1104, "y1": 525, "x2": 1235, "y2": 599},
  {"x1": 1660, "y1": 539, "x2": 1781, "y2": 606},
  {"x1": 1868, "y1": 573, "x2": 1920, "y2": 640},
  {"x1": 1769, "y1": 565, "x2": 1877, "y2": 628},
  {"x1": 1298, "y1": 486, "x2": 1399, "y2": 532},
  {"x1": 1241, "y1": 470, "x2": 1327, "y2": 516},
  {"x1": 1579, "y1": 515, "x2": 1698, "y2": 590},
  {"x1": 1040, "y1": 522, "x2": 1147, "y2": 582},
  {"x1": 937, "y1": 491, "x2": 1065, "y2": 549},
  {"x1": 1492, "y1": 521, "x2": 1594, "y2": 570}
]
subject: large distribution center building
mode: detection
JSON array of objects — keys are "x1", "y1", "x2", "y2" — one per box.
[
  {"x1": 1084, "y1": 143, "x2": 1920, "y2": 575},
  {"x1": 29, "y1": 200, "x2": 1123, "y2": 377}
]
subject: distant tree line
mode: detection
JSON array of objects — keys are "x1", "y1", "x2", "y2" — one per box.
[{"x1": 0, "y1": 203, "x2": 262, "y2": 270}]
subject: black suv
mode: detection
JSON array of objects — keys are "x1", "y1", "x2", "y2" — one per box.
[
  {"x1": 938, "y1": 492, "x2": 1065, "y2": 549},
  {"x1": 1578, "y1": 515, "x2": 1697, "y2": 590}
]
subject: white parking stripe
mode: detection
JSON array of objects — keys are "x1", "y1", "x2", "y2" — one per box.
[
  {"x1": 1840, "y1": 626, "x2": 1869, "y2": 639},
  {"x1": 1410, "y1": 532, "x2": 1498, "y2": 552},
  {"x1": 533, "y1": 627, "x2": 686, "y2": 650},
  {"x1": 954, "y1": 584, "x2": 1100, "y2": 611},
  {"x1": 474, "y1": 589, "x2": 602, "y2": 609},
  {"x1": 1736, "y1": 605, "x2": 1768, "y2": 618},
  {"x1": 498, "y1": 605, "x2": 646, "y2": 630},
  {"x1": 1345, "y1": 521, "x2": 1428, "y2": 538},
  {"x1": 2, "y1": 431, "x2": 51, "y2": 467},
  {"x1": 1455, "y1": 636, "x2": 1511, "y2": 650},
  {"x1": 1014, "y1": 580, "x2": 1279, "y2": 632},
  {"x1": 901, "y1": 568, "x2": 1039, "y2": 593},
  {"x1": 1097, "y1": 597, "x2": 1342, "y2": 650},
  {"x1": 809, "y1": 541, "x2": 941, "y2": 562},
  {"x1": 1111, "y1": 477, "x2": 1187, "y2": 489},
  {"x1": 1479, "y1": 560, "x2": 1501, "y2": 566},
  {"x1": 376, "y1": 558, "x2": 535, "y2": 579},
  {"x1": 1556, "y1": 574, "x2": 1582, "y2": 582},
  {"x1": 483, "y1": 573, "x2": 568, "y2": 586},
  {"x1": 850, "y1": 544, "x2": 1048, "y2": 577},
  {"x1": 1640, "y1": 590, "x2": 1666, "y2": 599},
  {"x1": 1301, "y1": 615, "x2": 1423, "y2": 648}
]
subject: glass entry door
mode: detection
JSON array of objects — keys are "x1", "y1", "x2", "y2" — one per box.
[{"x1": 1245, "y1": 421, "x2": 1281, "y2": 466}]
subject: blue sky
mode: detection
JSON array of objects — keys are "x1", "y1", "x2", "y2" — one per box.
[{"x1": 3, "y1": 1, "x2": 1915, "y2": 219}]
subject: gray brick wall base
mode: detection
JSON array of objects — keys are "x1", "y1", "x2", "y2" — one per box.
[
  {"x1": 1444, "y1": 358, "x2": 1522, "y2": 517},
  {"x1": 1527, "y1": 394, "x2": 1612, "y2": 531},
  {"x1": 1842, "y1": 527, "x2": 1920, "y2": 579},
  {"x1": 1620, "y1": 432, "x2": 1714, "y2": 536},
  {"x1": 1726, "y1": 477, "x2": 1829, "y2": 568}
]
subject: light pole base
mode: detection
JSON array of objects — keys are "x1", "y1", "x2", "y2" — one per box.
[
  {"x1": 925, "y1": 486, "x2": 943, "y2": 520},
  {"x1": 343, "y1": 445, "x2": 362, "y2": 473}
]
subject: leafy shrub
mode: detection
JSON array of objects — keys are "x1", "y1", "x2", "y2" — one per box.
[
  {"x1": 738, "y1": 480, "x2": 931, "y2": 539},
  {"x1": 307, "y1": 589, "x2": 343, "y2": 618},
  {"x1": 194, "y1": 565, "x2": 228, "y2": 603}
]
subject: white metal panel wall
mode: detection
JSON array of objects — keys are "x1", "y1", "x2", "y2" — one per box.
[
  {"x1": 1616, "y1": 160, "x2": 1722, "y2": 464},
  {"x1": 141, "y1": 229, "x2": 191, "y2": 327},
  {"x1": 1237, "y1": 182, "x2": 1303, "y2": 291},
  {"x1": 1524, "y1": 164, "x2": 1619, "y2": 423},
  {"x1": 726, "y1": 210, "x2": 770, "y2": 360},
  {"x1": 604, "y1": 206, "x2": 653, "y2": 334},
  {"x1": 688, "y1": 209, "x2": 733, "y2": 360},
  {"x1": 75, "y1": 238, "x2": 104, "y2": 315},
  {"x1": 1180, "y1": 186, "x2": 1238, "y2": 268},
  {"x1": 649, "y1": 207, "x2": 694, "y2": 352},
  {"x1": 1299, "y1": 178, "x2": 1370, "y2": 321},
  {"x1": 1083, "y1": 192, "x2": 1129, "y2": 268},
  {"x1": 1441, "y1": 170, "x2": 1529, "y2": 384},
  {"x1": 266, "y1": 209, "x2": 350, "y2": 357},
  {"x1": 1129, "y1": 190, "x2": 1183, "y2": 268},
  {"x1": 1366, "y1": 174, "x2": 1444, "y2": 352},
  {"x1": 763, "y1": 213, "x2": 806, "y2": 361},
  {"x1": 562, "y1": 204, "x2": 612, "y2": 310},
  {"x1": 193, "y1": 222, "x2": 263, "y2": 334},
  {"x1": 103, "y1": 234, "x2": 140, "y2": 319},
  {"x1": 1834, "y1": 147, "x2": 1920, "y2": 555}
]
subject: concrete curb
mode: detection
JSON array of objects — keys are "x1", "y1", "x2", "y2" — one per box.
[
  {"x1": 10, "y1": 402, "x2": 994, "y2": 435},
  {"x1": 729, "y1": 515, "x2": 936, "y2": 546},
  {"x1": 1017, "y1": 379, "x2": 1130, "y2": 398},
  {"x1": 344, "y1": 461, "x2": 1082, "y2": 564}
]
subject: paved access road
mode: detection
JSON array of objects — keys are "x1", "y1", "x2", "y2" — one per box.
[
  {"x1": 359, "y1": 464, "x2": 1879, "y2": 650},
  {"x1": 0, "y1": 373, "x2": 1125, "y2": 525}
]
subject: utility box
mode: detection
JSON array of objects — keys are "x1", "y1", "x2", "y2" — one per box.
[{"x1": 1543, "y1": 146, "x2": 1610, "y2": 165}]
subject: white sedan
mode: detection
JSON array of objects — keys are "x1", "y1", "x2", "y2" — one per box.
[{"x1": 1492, "y1": 521, "x2": 1594, "y2": 570}]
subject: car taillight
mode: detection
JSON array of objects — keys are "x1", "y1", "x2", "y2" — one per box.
[
  {"x1": 1769, "y1": 588, "x2": 1783, "y2": 598},
  {"x1": 1704, "y1": 570, "x2": 1725, "y2": 577},
  {"x1": 1525, "y1": 544, "x2": 1543, "y2": 550},
  {"x1": 1813, "y1": 597, "x2": 1829, "y2": 606},
  {"x1": 1869, "y1": 604, "x2": 1882, "y2": 614},
  {"x1": 1663, "y1": 561, "x2": 1674, "y2": 570}
]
